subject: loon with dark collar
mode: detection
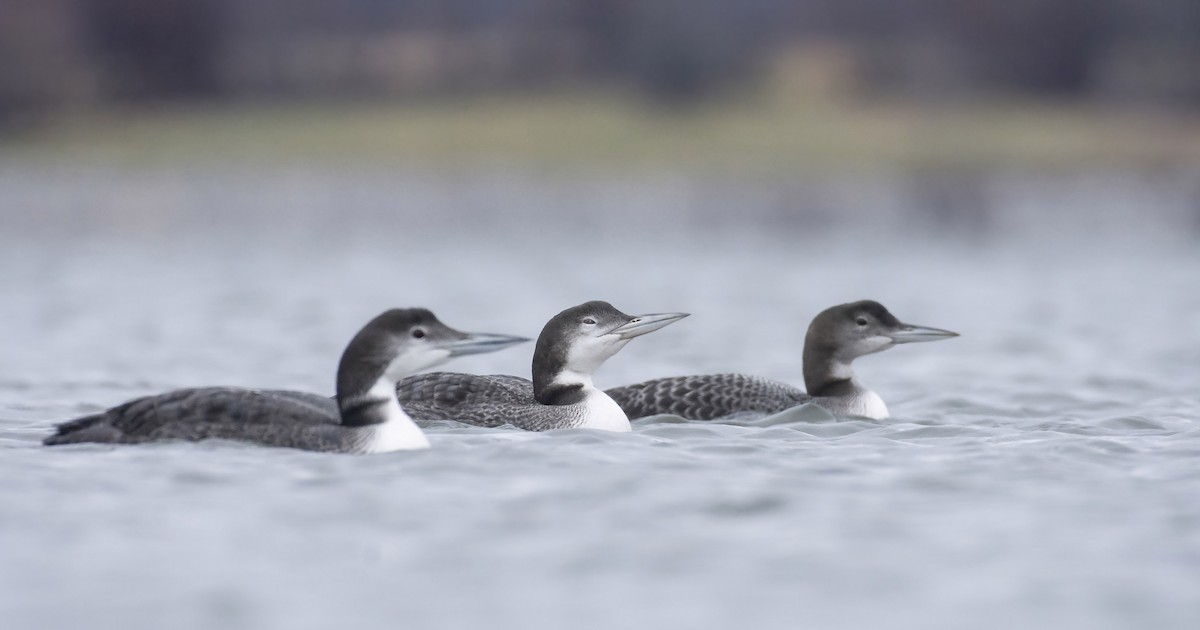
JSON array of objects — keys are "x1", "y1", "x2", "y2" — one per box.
[
  {"x1": 397, "y1": 301, "x2": 688, "y2": 432},
  {"x1": 605, "y1": 300, "x2": 957, "y2": 421},
  {"x1": 44, "y1": 309, "x2": 528, "y2": 453}
]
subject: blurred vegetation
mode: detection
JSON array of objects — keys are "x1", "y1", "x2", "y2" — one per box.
[
  {"x1": 10, "y1": 90, "x2": 1200, "y2": 171},
  {"x1": 3, "y1": 0, "x2": 1199, "y2": 170},
  {"x1": 5, "y1": 0, "x2": 1200, "y2": 111}
]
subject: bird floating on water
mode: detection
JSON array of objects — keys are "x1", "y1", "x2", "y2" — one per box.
[
  {"x1": 605, "y1": 300, "x2": 957, "y2": 421},
  {"x1": 397, "y1": 300, "x2": 689, "y2": 432},
  {"x1": 44, "y1": 309, "x2": 528, "y2": 453}
]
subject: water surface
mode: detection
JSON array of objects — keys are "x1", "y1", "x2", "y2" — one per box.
[{"x1": 2, "y1": 163, "x2": 1198, "y2": 630}]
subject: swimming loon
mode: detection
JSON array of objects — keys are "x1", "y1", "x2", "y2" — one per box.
[
  {"x1": 605, "y1": 300, "x2": 957, "y2": 421},
  {"x1": 44, "y1": 309, "x2": 528, "y2": 453},
  {"x1": 396, "y1": 301, "x2": 688, "y2": 432}
]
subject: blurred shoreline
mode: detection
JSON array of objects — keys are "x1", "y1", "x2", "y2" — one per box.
[
  {"x1": 5, "y1": 91, "x2": 1200, "y2": 171},
  {"x1": 5, "y1": 87, "x2": 1199, "y2": 248},
  {"x1": 3, "y1": 150, "x2": 1198, "y2": 250}
]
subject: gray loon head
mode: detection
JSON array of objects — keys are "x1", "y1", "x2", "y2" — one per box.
[
  {"x1": 338, "y1": 308, "x2": 530, "y2": 401},
  {"x1": 802, "y1": 300, "x2": 957, "y2": 394},
  {"x1": 532, "y1": 300, "x2": 689, "y2": 405}
]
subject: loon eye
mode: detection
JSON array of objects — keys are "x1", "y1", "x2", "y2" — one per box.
[
  {"x1": 411, "y1": 328, "x2": 426, "y2": 339},
  {"x1": 582, "y1": 318, "x2": 597, "y2": 325},
  {"x1": 855, "y1": 318, "x2": 868, "y2": 327}
]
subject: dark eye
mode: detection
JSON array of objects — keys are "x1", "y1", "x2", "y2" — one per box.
[
  {"x1": 411, "y1": 328, "x2": 426, "y2": 339},
  {"x1": 582, "y1": 318, "x2": 596, "y2": 325},
  {"x1": 855, "y1": 318, "x2": 868, "y2": 327}
]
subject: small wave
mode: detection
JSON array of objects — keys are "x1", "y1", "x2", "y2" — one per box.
[
  {"x1": 1094, "y1": 415, "x2": 1168, "y2": 432},
  {"x1": 879, "y1": 425, "x2": 995, "y2": 440}
]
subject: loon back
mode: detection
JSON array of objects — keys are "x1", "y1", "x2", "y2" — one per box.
[
  {"x1": 606, "y1": 374, "x2": 810, "y2": 421},
  {"x1": 403, "y1": 396, "x2": 609, "y2": 431},
  {"x1": 397, "y1": 372, "x2": 536, "y2": 410},
  {"x1": 397, "y1": 372, "x2": 620, "y2": 432},
  {"x1": 43, "y1": 387, "x2": 369, "y2": 452}
]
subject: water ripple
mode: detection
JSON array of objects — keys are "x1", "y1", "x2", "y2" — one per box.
[{"x1": 3, "y1": 210, "x2": 1200, "y2": 630}]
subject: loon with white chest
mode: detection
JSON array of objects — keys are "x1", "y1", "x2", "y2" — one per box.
[
  {"x1": 396, "y1": 301, "x2": 689, "y2": 432},
  {"x1": 44, "y1": 309, "x2": 528, "y2": 453},
  {"x1": 605, "y1": 300, "x2": 957, "y2": 421}
]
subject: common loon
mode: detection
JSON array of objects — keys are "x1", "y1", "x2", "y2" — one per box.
[
  {"x1": 605, "y1": 300, "x2": 957, "y2": 421},
  {"x1": 44, "y1": 309, "x2": 528, "y2": 453},
  {"x1": 396, "y1": 301, "x2": 688, "y2": 432}
]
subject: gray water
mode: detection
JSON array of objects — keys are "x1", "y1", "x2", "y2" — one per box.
[{"x1": 2, "y1": 163, "x2": 1199, "y2": 630}]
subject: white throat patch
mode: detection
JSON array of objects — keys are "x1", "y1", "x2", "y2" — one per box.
[{"x1": 360, "y1": 377, "x2": 430, "y2": 453}]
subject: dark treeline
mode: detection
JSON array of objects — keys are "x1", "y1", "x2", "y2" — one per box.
[{"x1": 2, "y1": 0, "x2": 1198, "y2": 119}]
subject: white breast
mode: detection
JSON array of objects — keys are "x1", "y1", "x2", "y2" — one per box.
[
  {"x1": 844, "y1": 390, "x2": 889, "y2": 420},
  {"x1": 813, "y1": 386, "x2": 890, "y2": 420},
  {"x1": 360, "y1": 377, "x2": 431, "y2": 453},
  {"x1": 578, "y1": 388, "x2": 632, "y2": 432},
  {"x1": 364, "y1": 414, "x2": 431, "y2": 453}
]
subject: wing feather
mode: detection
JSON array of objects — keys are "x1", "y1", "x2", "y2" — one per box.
[{"x1": 606, "y1": 374, "x2": 810, "y2": 420}]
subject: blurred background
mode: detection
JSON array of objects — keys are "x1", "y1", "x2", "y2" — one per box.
[
  {"x1": 3, "y1": 0, "x2": 1197, "y2": 412},
  {"x1": 2, "y1": 0, "x2": 1199, "y2": 334},
  {"x1": 1, "y1": 0, "x2": 1198, "y2": 245},
  {"x1": 5, "y1": 0, "x2": 1200, "y2": 110},
  {"x1": 4, "y1": 0, "x2": 1199, "y2": 375},
  {"x1": 2, "y1": 0, "x2": 1200, "y2": 325},
  {"x1": 4, "y1": 6, "x2": 1200, "y2": 630}
]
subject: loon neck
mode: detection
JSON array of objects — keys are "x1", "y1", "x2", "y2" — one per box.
[
  {"x1": 532, "y1": 329, "x2": 601, "y2": 407},
  {"x1": 536, "y1": 369, "x2": 593, "y2": 405},
  {"x1": 803, "y1": 340, "x2": 858, "y2": 397},
  {"x1": 807, "y1": 375, "x2": 861, "y2": 398},
  {"x1": 334, "y1": 345, "x2": 424, "y2": 437},
  {"x1": 802, "y1": 346, "x2": 889, "y2": 419},
  {"x1": 550, "y1": 377, "x2": 631, "y2": 430},
  {"x1": 337, "y1": 375, "x2": 410, "y2": 427},
  {"x1": 337, "y1": 375, "x2": 430, "y2": 451},
  {"x1": 530, "y1": 333, "x2": 629, "y2": 431}
]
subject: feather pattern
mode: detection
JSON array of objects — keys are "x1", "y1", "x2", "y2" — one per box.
[
  {"x1": 605, "y1": 374, "x2": 811, "y2": 420},
  {"x1": 396, "y1": 372, "x2": 535, "y2": 409},
  {"x1": 43, "y1": 387, "x2": 366, "y2": 452},
  {"x1": 397, "y1": 373, "x2": 599, "y2": 431}
]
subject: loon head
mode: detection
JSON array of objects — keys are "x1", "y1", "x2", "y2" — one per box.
[
  {"x1": 533, "y1": 300, "x2": 689, "y2": 403},
  {"x1": 338, "y1": 308, "x2": 530, "y2": 396},
  {"x1": 334, "y1": 309, "x2": 528, "y2": 446},
  {"x1": 806, "y1": 300, "x2": 958, "y2": 363},
  {"x1": 803, "y1": 300, "x2": 957, "y2": 391}
]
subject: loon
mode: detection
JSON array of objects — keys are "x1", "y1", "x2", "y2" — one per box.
[
  {"x1": 605, "y1": 300, "x2": 957, "y2": 421},
  {"x1": 396, "y1": 301, "x2": 688, "y2": 432},
  {"x1": 44, "y1": 309, "x2": 528, "y2": 453}
]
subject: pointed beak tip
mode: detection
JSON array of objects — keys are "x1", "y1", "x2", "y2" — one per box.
[
  {"x1": 609, "y1": 311, "x2": 690, "y2": 339},
  {"x1": 446, "y1": 332, "x2": 530, "y2": 356},
  {"x1": 496, "y1": 333, "x2": 533, "y2": 347},
  {"x1": 890, "y1": 324, "x2": 959, "y2": 344}
]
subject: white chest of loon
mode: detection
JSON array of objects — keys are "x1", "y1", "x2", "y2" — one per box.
[{"x1": 576, "y1": 386, "x2": 631, "y2": 432}]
